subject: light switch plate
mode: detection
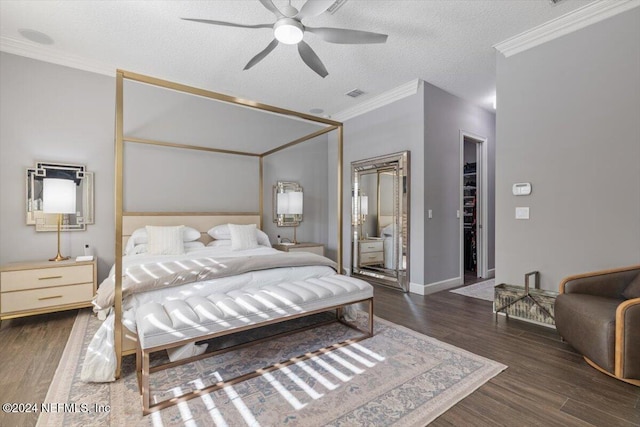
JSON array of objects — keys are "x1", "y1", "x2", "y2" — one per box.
[{"x1": 515, "y1": 207, "x2": 530, "y2": 219}]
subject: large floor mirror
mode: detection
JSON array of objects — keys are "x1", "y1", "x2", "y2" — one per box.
[{"x1": 351, "y1": 151, "x2": 410, "y2": 291}]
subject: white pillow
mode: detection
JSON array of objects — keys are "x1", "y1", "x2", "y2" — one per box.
[
  {"x1": 124, "y1": 236, "x2": 138, "y2": 256},
  {"x1": 207, "y1": 224, "x2": 271, "y2": 247},
  {"x1": 146, "y1": 225, "x2": 185, "y2": 255},
  {"x1": 207, "y1": 224, "x2": 231, "y2": 240},
  {"x1": 130, "y1": 226, "x2": 201, "y2": 244},
  {"x1": 229, "y1": 224, "x2": 259, "y2": 251},
  {"x1": 182, "y1": 227, "x2": 202, "y2": 242},
  {"x1": 207, "y1": 240, "x2": 231, "y2": 247}
]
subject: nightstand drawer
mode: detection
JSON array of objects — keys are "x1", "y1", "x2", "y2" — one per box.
[
  {"x1": 273, "y1": 243, "x2": 325, "y2": 256},
  {"x1": 1, "y1": 282, "x2": 93, "y2": 314},
  {"x1": 360, "y1": 251, "x2": 384, "y2": 264},
  {"x1": 359, "y1": 241, "x2": 383, "y2": 253},
  {"x1": 1, "y1": 265, "x2": 93, "y2": 292},
  {"x1": 287, "y1": 245, "x2": 324, "y2": 256}
]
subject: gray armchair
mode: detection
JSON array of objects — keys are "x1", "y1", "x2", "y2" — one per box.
[{"x1": 554, "y1": 265, "x2": 640, "y2": 386}]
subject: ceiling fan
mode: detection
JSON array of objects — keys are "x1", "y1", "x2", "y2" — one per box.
[{"x1": 182, "y1": 0, "x2": 388, "y2": 78}]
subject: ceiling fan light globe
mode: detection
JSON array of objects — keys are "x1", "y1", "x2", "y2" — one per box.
[{"x1": 274, "y1": 18, "x2": 304, "y2": 44}]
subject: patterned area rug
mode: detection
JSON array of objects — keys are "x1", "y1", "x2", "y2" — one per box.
[
  {"x1": 38, "y1": 309, "x2": 506, "y2": 427},
  {"x1": 449, "y1": 279, "x2": 496, "y2": 302}
]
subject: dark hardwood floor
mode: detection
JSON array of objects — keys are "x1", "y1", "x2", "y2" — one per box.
[{"x1": 1, "y1": 284, "x2": 638, "y2": 426}]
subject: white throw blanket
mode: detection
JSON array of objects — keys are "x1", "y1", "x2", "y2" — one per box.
[{"x1": 81, "y1": 247, "x2": 342, "y2": 382}]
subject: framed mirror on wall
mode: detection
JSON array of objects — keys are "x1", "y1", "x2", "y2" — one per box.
[
  {"x1": 273, "y1": 181, "x2": 304, "y2": 243},
  {"x1": 26, "y1": 161, "x2": 94, "y2": 231},
  {"x1": 351, "y1": 151, "x2": 410, "y2": 292}
]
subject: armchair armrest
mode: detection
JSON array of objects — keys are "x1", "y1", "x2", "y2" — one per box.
[
  {"x1": 616, "y1": 298, "x2": 640, "y2": 380},
  {"x1": 559, "y1": 265, "x2": 640, "y2": 298}
]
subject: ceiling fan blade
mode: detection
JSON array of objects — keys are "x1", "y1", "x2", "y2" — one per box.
[
  {"x1": 244, "y1": 39, "x2": 279, "y2": 70},
  {"x1": 297, "y1": 0, "x2": 335, "y2": 20},
  {"x1": 298, "y1": 40, "x2": 328, "y2": 78},
  {"x1": 306, "y1": 27, "x2": 388, "y2": 44},
  {"x1": 258, "y1": 0, "x2": 284, "y2": 18},
  {"x1": 181, "y1": 18, "x2": 272, "y2": 29}
]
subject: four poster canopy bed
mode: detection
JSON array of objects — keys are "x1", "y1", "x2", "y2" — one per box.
[{"x1": 83, "y1": 70, "x2": 374, "y2": 414}]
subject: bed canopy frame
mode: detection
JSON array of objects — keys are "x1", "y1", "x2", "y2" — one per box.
[{"x1": 114, "y1": 70, "x2": 344, "y2": 378}]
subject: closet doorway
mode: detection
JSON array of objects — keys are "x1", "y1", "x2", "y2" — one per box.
[{"x1": 460, "y1": 132, "x2": 487, "y2": 284}]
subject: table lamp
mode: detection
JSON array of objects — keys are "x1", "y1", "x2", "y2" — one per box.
[{"x1": 43, "y1": 178, "x2": 76, "y2": 261}]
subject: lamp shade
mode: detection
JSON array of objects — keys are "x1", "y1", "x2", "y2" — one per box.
[
  {"x1": 276, "y1": 192, "x2": 290, "y2": 215},
  {"x1": 43, "y1": 178, "x2": 76, "y2": 214},
  {"x1": 360, "y1": 195, "x2": 368, "y2": 216},
  {"x1": 288, "y1": 191, "x2": 303, "y2": 215}
]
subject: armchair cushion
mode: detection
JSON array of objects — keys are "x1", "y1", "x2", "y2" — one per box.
[
  {"x1": 555, "y1": 294, "x2": 624, "y2": 373},
  {"x1": 622, "y1": 273, "x2": 640, "y2": 300}
]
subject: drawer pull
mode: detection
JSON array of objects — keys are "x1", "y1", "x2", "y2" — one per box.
[
  {"x1": 38, "y1": 295, "x2": 63, "y2": 301},
  {"x1": 38, "y1": 275, "x2": 63, "y2": 280}
]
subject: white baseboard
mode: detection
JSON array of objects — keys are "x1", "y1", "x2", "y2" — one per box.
[
  {"x1": 410, "y1": 277, "x2": 462, "y2": 295},
  {"x1": 485, "y1": 269, "x2": 495, "y2": 279}
]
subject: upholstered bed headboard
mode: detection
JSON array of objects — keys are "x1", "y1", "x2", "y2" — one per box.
[{"x1": 122, "y1": 213, "x2": 261, "y2": 247}]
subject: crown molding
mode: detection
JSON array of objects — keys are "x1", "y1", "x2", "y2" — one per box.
[
  {"x1": 494, "y1": 0, "x2": 640, "y2": 58},
  {"x1": 332, "y1": 79, "x2": 422, "y2": 121},
  {"x1": 0, "y1": 36, "x2": 114, "y2": 76}
]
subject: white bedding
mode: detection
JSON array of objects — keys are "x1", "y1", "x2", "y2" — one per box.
[{"x1": 81, "y1": 245, "x2": 339, "y2": 382}]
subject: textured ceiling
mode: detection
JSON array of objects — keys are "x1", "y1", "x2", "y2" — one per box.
[{"x1": 0, "y1": 0, "x2": 592, "y2": 119}]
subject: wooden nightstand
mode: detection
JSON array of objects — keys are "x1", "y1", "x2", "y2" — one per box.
[
  {"x1": 358, "y1": 239, "x2": 384, "y2": 266},
  {"x1": 273, "y1": 242, "x2": 325, "y2": 256},
  {"x1": 0, "y1": 258, "x2": 97, "y2": 320}
]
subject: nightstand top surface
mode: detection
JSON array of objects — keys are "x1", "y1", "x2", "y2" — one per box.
[
  {"x1": 1, "y1": 258, "x2": 96, "y2": 272},
  {"x1": 274, "y1": 242, "x2": 323, "y2": 248}
]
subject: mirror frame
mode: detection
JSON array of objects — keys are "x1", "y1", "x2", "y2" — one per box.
[
  {"x1": 351, "y1": 151, "x2": 410, "y2": 292},
  {"x1": 26, "y1": 161, "x2": 94, "y2": 231},
  {"x1": 273, "y1": 181, "x2": 303, "y2": 227}
]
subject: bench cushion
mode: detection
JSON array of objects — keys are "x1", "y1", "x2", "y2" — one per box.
[{"x1": 135, "y1": 275, "x2": 373, "y2": 349}]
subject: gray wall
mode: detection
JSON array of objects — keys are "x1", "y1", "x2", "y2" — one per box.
[
  {"x1": 495, "y1": 8, "x2": 640, "y2": 291},
  {"x1": 0, "y1": 53, "x2": 115, "y2": 280},
  {"x1": 261, "y1": 136, "x2": 329, "y2": 246},
  {"x1": 329, "y1": 82, "x2": 495, "y2": 292},
  {"x1": 328, "y1": 90, "x2": 426, "y2": 285},
  {"x1": 423, "y1": 82, "x2": 496, "y2": 287},
  {"x1": 0, "y1": 52, "x2": 330, "y2": 281}
]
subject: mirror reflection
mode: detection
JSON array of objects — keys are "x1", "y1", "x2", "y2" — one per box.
[
  {"x1": 351, "y1": 151, "x2": 410, "y2": 291},
  {"x1": 26, "y1": 161, "x2": 94, "y2": 231}
]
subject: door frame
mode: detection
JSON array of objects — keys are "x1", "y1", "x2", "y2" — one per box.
[{"x1": 459, "y1": 130, "x2": 488, "y2": 281}]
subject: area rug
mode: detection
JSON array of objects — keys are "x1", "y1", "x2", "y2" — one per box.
[
  {"x1": 449, "y1": 279, "x2": 495, "y2": 302},
  {"x1": 38, "y1": 309, "x2": 506, "y2": 427}
]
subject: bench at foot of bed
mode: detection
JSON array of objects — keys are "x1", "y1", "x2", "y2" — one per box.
[{"x1": 135, "y1": 275, "x2": 374, "y2": 415}]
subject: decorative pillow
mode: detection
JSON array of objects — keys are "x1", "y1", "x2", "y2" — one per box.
[
  {"x1": 207, "y1": 224, "x2": 271, "y2": 247},
  {"x1": 207, "y1": 240, "x2": 231, "y2": 247},
  {"x1": 130, "y1": 226, "x2": 201, "y2": 244},
  {"x1": 622, "y1": 272, "x2": 640, "y2": 299},
  {"x1": 145, "y1": 225, "x2": 185, "y2": 255},
  {"x1": 228, "y1": 224, "x2": 259, "y2": 251}
]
